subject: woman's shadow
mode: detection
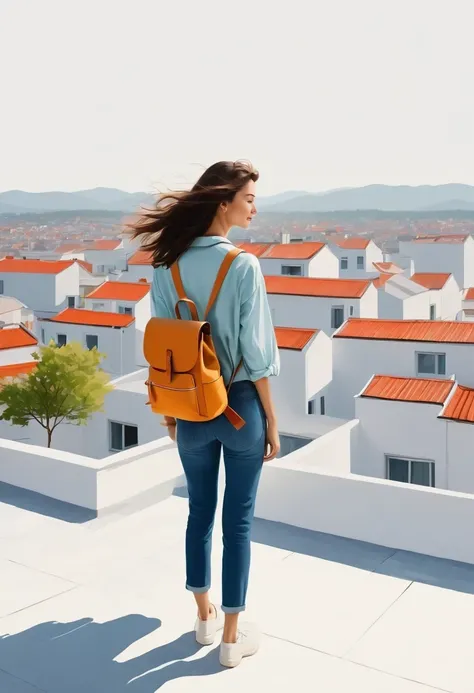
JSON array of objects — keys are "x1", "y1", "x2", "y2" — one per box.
[{"x1": 0, "y1": 614, "x2": 228, "y2": 692}]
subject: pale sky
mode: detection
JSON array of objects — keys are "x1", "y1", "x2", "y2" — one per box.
[{"x1": 1, "y1": 0, "x2": 473, "y2": 196}]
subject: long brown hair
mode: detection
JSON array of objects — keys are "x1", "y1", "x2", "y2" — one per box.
[{"x1": 127, "y1": 160, "x2": 259, "y2": 268}]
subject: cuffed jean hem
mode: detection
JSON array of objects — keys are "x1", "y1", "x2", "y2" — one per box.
[
  {"x1": 221, "y1": 604, "x2": 246, "y2": 614},
  {"x1": 186, "y1": 584, "x2": 210, "y2": 594}
]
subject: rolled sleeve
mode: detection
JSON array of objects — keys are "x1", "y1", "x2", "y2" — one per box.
[{"x1": 239, "y1": 263, "x2": 280, "y2": 382}]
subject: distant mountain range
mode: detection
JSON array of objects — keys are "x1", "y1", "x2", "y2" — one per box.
[{"x1": 2, "y1": 184, "x2": 474, "y2": 214}]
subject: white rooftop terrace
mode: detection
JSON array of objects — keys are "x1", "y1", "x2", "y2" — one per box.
[{"x1": 1, "y1": 426, "x2": 474, "y2": 691}]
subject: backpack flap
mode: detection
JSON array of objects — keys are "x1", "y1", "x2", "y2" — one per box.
[{"x1": 144, "y1": 316, "x2": 209, "y2": 374}]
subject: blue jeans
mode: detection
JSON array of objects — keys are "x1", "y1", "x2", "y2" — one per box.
[{"x1": 176, "y1": 380, "x2": 266, "y2": 613}]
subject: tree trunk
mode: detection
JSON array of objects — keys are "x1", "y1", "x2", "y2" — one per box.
[{"x1": 47, "y1": 429, "x2": 52, "y2": 448}]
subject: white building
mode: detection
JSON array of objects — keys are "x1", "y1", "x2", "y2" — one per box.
[
  {"x1": 410, "y1": 272, "x2": 462, "y2": 320},
  {"x1": 398, "y1": 234, "x2": 474, "y2": 289},
  {"x1": 331, "y1": 238, "x2": 384, "y2": 278},
  {"x1": 82, "y1": 238, "x2": 138, "y2": 275},
  {"x1": 353, "y1": 374, "x2": 474, "y2": 493},
  {"x1": 332, "y1": 317, "x2": 474, "y2": 419},
  {"x1": 39, "y1": 308, "x2": 136, "y2": 377},
  {"x1": 375, "y1": 273, "x2": 431, "y2": 320},
  {"x1": 0, "y1": 324, "x2": 38, "y2": 367},
  {"x1": 0, "y1": 258, "x2": 100, "y2": 318},
  {"x1": 239, "y1": 242, "x2": 339, "y2": 278},
  {"x1": 0, "y1": 296, "x2": 34, "y2": 332},
  {"x1": 85, "y1": 280, "x2": 151, "y2": 366},
  {"x1": 121, "y1": 249, "x2": 154, "y2": 283},
  {"x1": 266, "y1": 276, "x2": 378, "y2": 334}
]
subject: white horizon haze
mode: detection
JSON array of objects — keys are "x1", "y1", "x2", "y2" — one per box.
[{"x1": 1, "y1": 0, "x2": 473, "y2": 196}]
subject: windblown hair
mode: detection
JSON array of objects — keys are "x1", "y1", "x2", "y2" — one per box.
[{"x1": 127, "y1": 160, "x2": 259, "y2": 268}]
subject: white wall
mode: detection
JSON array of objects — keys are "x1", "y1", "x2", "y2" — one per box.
[
  {"x1": 259, "y1": 246, "x2": 338, "y2": 278},
  {"x1": 269, "y1": 284, "x2": 377, "y2": 335},
  {"x1": 333, "y1": 241, "x2": 384, "y2": 278},
  {"x1": 84, "y1": 248, "x2": 128, "y2": 274},
  {"x1": 54, "y1": 263, "x2": 81, "y2": 312},
  {"x1": 0, "y1": 343, "x2": 38, "y2": 366},
  {"x1": 332, "y1": 337, "x2": 474, "y2": 419},
  {"x1": 123, "y1": 265, "x2": 154, "y2": 283},
  {"x1": 353, "y1": 396, "x2": 448, "y2": 487},
  {"x1": 399, "y1": 240, "x2": 466, "y2": 288},
  {"x1": 134, "y1": 294, "x2": 151, "y2": 366},
  {"x1": 40, "y1": 321, "x2": 136, "y2": 377},
  {"x1": 0, "y1": 272, "x2": 55, "y2": 316},
  {"x1": 438, "y1": 275, "x2": 462, "y2": 319}
]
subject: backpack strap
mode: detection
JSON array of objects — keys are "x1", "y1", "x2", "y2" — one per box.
[
  {"x1": 204, "y1": 247, "x2": 244, "y2": 320},
  {"x1": 171, "y1": 262, "x2": 187, "y2": 301}
]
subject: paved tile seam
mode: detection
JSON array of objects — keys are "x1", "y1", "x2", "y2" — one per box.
[
  {"x1": 4, "y1": 558, "x2": 80, "y2": 587},
  {"x1": 341, "y1": 580, "x2": 414, "y2": 660},
  {"x1": 262, "y1": 632, "x2": 451, "y2": 692},
  {"x1": 0, "y1": 585, "x2": 79, "y2": 621},
  {"x1": 0, "y1": 666, "x2": 48, "y2": 692}
]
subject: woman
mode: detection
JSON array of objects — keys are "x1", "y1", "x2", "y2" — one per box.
[{"x1": 130, "y1": 160, "x2": 280, "y2": 668}]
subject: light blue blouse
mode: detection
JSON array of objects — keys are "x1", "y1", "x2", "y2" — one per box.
[{"x1": 151, "y1": 236, "x2": 280, "y2": 385}]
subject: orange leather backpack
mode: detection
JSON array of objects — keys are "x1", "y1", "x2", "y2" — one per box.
[{"x1": 144, "y1": 247, "x2": 245, "y2": 429}]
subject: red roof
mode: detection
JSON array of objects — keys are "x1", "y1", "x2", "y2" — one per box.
[
  {"x1": 372, "y1": 262, "x2": 403, "y2": 274},
  {"x1": 361, "y1": 375, "x2": 454, "y2": 404},
  {"x1": 75, "y1": 260, "x2": 93, "y2": 274},
  {"x1": 465, "y1": 288, "x2": 474, "y2": 301},
  {"x1": 128, "y1": 249, "x2": 154, "y2": 265},
  {"x1": 55, "y1": 242, "x2": 87, "y2": 254},
  {"x1": 0, "y1": 361, "x2": 37, "y2": 378},
  {"x1": 334, "y1": 238, "x2": 370, "y2": 250},
  {"x1": 265, "y1": 275, "x2": 371, "y2": 299},
  {"x1": 83, "y1": 240, "x2": 122, "y2": 251},
  {"x1": 0, "y1": 259, "x2": 75, "y2": 275},
  {"x1": 87, "y1": 281, "x2": 150, "y2": 301},
  {"x1": 411, "y1": 234, "x2": 468, "y2": 244},
  {"x1": 372, "y1": 274, "x2": 392, "y2": 289},
  {"x1": 238, "y1": 243, "x2": 271, "y2": 257},
  {"x1": 441, "y1": 385, "x2": 474, "y2": 423},
  {"x1": 274, "y1": 327, "x2": 318, "y2": 350},
  {"x1": 335, "y1": 318, "x2": 474, "y2": 344},
  {"x1": 410, "y1": 273, "x2": 451, "y2": 290},
  {"x1": 263, "y1": 242, "x2": 325, "y2": 260},
  {"x1": 0, "y1": 326, "x2": 37, "y2": 351},
  {"x1": 46, "y1": 308, "x2": 134, "y2": 328}
]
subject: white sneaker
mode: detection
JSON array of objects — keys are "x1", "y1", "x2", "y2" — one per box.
[
  {"x1": 194, "y1": 604, "x2": 222, "y2": 646},
  {"x1": 219, "y1": 623, "x2": 260, "y2": 668}
]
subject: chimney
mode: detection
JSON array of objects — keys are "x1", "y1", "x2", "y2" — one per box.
[
  {"x1": 5, "y1": 255, "x2": 14, "y2": 259},
  {"x1": 280, "y1": 232, "x2": 290, "y2": 245},
  {"x1": 138, "y1": 278, "x2": 148, "y2": 283}
]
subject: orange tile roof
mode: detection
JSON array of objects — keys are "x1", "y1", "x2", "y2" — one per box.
[
  {"x1": 372, "y1": 274, "x2": 392, "y2": 289},
  {"x1": 55, "y1": 242, "x2": 87, "y2": 254},
  {"x1": 372, "y1": 262, "x2": 403, "y2": 274},
  {"x1": 465, "y1": 288, "x2": 474, "y2": 300},
  {"x1": 410, "y1": 273, "x2": 451, "y2": 290},
  {"x1": 265, "y1": 276, "x2": 371, "y2": 299},
  {"x1": 86, "y1": 281, "x2": 150, "y2": 301},
  {"x1": 128, "y1": 249, "x2": 154, "y2": 265},
  {"x1": 0, "y1": 361, "x2": 37, "y2": 378},
  {"x1": 334, "y1": 237, "x2": 370, "y2": 250},
  {"x1": 238, "y1": 243, "x2": 271, "y2": 257},
  {"x1": 274, "y1": 327, "x2": 318, "y2": 350},
  {"x1": 0, "y1": 326, "x2": 38, "y2": 351},
  {"x1": 75, "y1": 260, "x2": 93, "y2": 274},
  {"x1": 412, "y1": 234, "x2": 468, "y2": 244},
  {"x1": 361, "y1": 375, "x2": 454, "y2": 404},
  {"x1": 440, "y1": 385, "x2": 474, "y2": 423},
  {"x1": 83, "y1": 240, "x2": 122, "y2": 251},
  {"x1": 335, "y1": 318, "x2": 474, "y2": 344},
  {"x1": 263, "y1": 242, "x2": 325, "y2": 260},
  {"x1": 46, "y1": 308, "x2": 134, "y2": 328},
  {"x1": 0, "y1": 259, "x2": 75, "y2": 275}
]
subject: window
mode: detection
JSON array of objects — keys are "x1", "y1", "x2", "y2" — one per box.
[
  {"x1": 92, "y1": 303, "x2": 105, "y2": 311},
  {"x1": 357, "y1": 256, "x2": 365, "y2": 270},
  {"x1": 86, "y1": 334, "x2": 98, "y2": 350},
  {"x1": 67, "y1": 296, "x2": 75, "y2": 308},
  {"x1": 417, "y1": 352, "x2": 446, "y2": 376},
  {"x1": 387, "y1": 456, "x2": 435, "y2": 487},
  {"x1": 331, "y1": 305, "x2": 344, "y2": 329},
  {"x1": 57, "y1": 334, "x2": 67, "y2": 347},
  {"x1": 340, "y1": 257, "x2": 348, "y2": 270},
  {"x1": 97, "y1": 265, "x2": 105, "y2": 273},
  {"x1": 429, "y1": 304, "x2": 436, "y2": 320},
  {"x1": 308, "y1": 400, "x2": 315, "y2": 415},
  {"x1": 349, "y1": 306, "x2": 354, "y2": 316},
  {"x1": 0, "y1": 280, "x2": 3, "y2": 294},
  {"x1": 41, "y1": 328, "x2": 45, "y2": 343},
  {"x1": 320, "y1": 396, "x2": 326, "y2": 415},
  {"x1": 281, "y1": 265, "x2": 302, "y2": 276},
  {"x1": 118, "y1": 305, "x2": 133, "y2": 315},
  {"x1": 110, "y1": 421, "x2": 138, "y2": 451}
]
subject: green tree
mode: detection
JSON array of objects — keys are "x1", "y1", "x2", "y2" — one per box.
[{"x1": 0, "y1": 341, "x2": 113, "y2": 448}]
